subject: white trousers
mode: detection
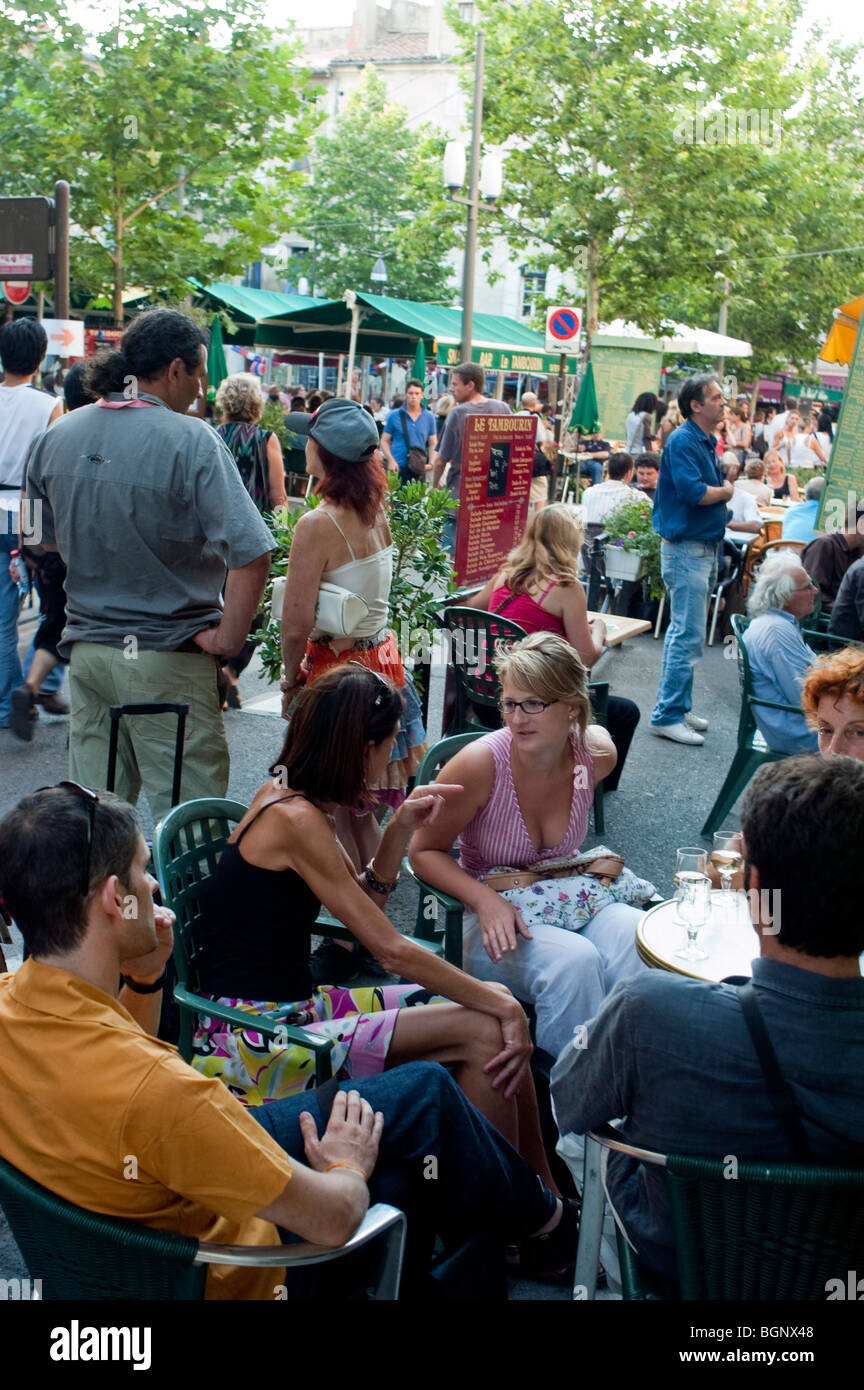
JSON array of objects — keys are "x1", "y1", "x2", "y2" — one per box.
[{"x1": 462, "y1": 902, "x2": 645, "y2": 1059}]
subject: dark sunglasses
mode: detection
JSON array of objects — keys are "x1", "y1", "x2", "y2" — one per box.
[{"x1": 36, "y1": 780, "x2": 99, "y2": 898}]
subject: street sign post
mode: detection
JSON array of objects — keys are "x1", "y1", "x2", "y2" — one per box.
[{"x1": 545, "y1": 305, "x2": 583, "y2": 355}]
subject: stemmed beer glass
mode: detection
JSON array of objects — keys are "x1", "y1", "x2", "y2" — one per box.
[{"x1": 673, "y1": 846, "x2": 710, "y2": 961}]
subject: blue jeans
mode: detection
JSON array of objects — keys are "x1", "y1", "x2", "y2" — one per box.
[
  {"x1": 579, "y1": 458, "x2": 604, "y2": 486},
  {"x1": 252, "y1": 1061, "x2": 556, "y2": 1293},
  {"x1": 0, "y1": 522, "x2": 24, "y2": 728},
  {"x1": 651, "y1": 538, "x2": 718, "y2": 726}
]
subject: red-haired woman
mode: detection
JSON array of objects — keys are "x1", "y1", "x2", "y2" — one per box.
[{"x1": 278, "y1": 399, "x2": 426, "y2": 976}]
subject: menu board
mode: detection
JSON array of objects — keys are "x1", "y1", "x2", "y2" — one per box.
[
  {"x1": 453, "y1": 413, "x2": 535, "y2": 587},
  {"x1": 815, "y1": 323, "x2": 864, "y2": 535},
  {"x1": 591, "y1": 345, "x2": 664, "y2": 439}
]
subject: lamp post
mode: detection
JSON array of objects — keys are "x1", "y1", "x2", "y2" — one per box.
[
  {"x1": 371, "y1": 255, "x2": 388, "y2": 295},
  {"x1": 443, "y1": 31, "x2": 501, "y2": 365}
]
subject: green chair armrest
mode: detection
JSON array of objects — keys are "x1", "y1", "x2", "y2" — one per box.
[
  {"x1": 403, "y1": 859, "x2": 463, "y2": 915},
  {"x1": 172, "y1": 985, "x2": 334, "y2": 1082},
  {"x1": 748, "y1": 696, "x2": 805, "y2": 715}
]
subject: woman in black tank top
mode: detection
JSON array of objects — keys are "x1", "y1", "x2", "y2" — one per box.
[{"x1": 193, "y1": 663, "x2": 560, "y2": 1192}]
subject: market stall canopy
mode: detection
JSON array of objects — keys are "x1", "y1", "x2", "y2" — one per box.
[
  {"x1": 194, "y1": 281, "x2": 328, "y2": 347},
  {"x1": 819, "y1": 295, "x2": 863, "y2": 367},
  {"x1": 200, "y1": 285, "x2": 578, "y2": 374},
  {"x1": 599, "y1": 318, "x2": 752, "y2": 358}
]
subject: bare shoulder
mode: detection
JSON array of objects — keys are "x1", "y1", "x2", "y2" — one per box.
[
  {"x1": 583, "y1": 722, "x2": 615, "y2": 759},
  {"x1": 439, "y1": 738, "x2": 497, "y2": 799}
]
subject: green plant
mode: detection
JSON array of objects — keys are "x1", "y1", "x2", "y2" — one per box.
[
  {"x1": 602, "y1": 495, "x2": 663, "y2": 599},
  {"x1": 252, "y1": 479, "x2": 457, "y2": 684},
  {"x1": 260, "y1": 399, "x2": 288, "y2": 452}
]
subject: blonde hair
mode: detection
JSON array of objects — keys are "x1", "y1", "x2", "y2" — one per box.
[
  {"x1": 665, "y1": 399, "x2": 683, "y2": 428},
  {"x1": 215, "y1": 372, "x2": 265, "y2": 423},
  {"x1": 499, "y1": 503, "x2": 584, "y2": 594},
  {"x1": 764, "y1": 449, "x2": 784, "y2": 471},
  {"x1": 493, "y1": 632, "x2": 591, "y2": 737}
]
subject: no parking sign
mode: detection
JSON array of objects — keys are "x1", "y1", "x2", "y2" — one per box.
[{"x1": 545, "y1": 305, "x2": 583, "y2": 355}]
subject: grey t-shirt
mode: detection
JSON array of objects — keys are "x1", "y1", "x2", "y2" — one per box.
[
  {"x1": 437, "y1": 398, "x2": 512, "y2": 494},
  {"x1": 25, "y1": 394, "x2": 275, "y2": 656}
]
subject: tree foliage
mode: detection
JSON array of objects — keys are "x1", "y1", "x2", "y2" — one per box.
[
  {"x1": 452, "y1": 0, "x2": 864, "y2": 373},
  {"x1": 292, "y1": 66, "x2": 463, "y2": 302},
  {"x1": 0, "y1": 0, "x2": 318, "y2": 322}
]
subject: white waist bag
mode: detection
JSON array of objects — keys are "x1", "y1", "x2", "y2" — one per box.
[{"x1": 271, "y1": 576, "x2": 369, "y2": 638}]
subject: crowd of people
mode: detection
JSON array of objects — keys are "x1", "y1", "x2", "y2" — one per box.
[{"x1": 0, "y1": 306, "x2": 862, "y2": 1303}]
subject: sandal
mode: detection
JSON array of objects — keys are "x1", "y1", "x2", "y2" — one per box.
[{"x1": 10, "y1": 686, "x2": 38, "y2": 742}]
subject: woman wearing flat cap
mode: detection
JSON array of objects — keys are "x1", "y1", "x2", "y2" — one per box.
[{"x1": 278, "y1": 398, "x2": 427, "y2": 977}]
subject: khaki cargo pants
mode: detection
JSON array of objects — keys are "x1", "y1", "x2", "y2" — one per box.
[{"x1": 68, "y1": 642, "x2": 230, "y2": 822}]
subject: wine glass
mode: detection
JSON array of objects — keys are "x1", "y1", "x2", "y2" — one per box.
[
  {"x1": 711, "y1": 829, "x2": 743, "y2": 910},
  {"x1": 673, "y1": 847, "x2": 710, "y2": 961}
]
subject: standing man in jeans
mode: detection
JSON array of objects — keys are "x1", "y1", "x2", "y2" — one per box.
[
  {"x1": 25, "y1": 309, "x2": 274, "y2": 819},
  {"x1": 0, "y1": 319, "x2": 63, "y2": 731},
  {"x1": 649, "y1": 374, "x2": 732, "y2": 745}
]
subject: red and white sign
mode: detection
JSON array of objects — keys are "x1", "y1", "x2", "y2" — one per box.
[
  {"x1": 84, "y1": 327, "x2": 123, "y2": 357},
  {"x1": 454, "y1": 414, "x2": 536, "y2": 587},
  {"x1": 1, "y1": 280, "x2": 32, "y2": 305},
  {"x1": 0, "y1": 253, "x2": 34, "y2": 277},
  {"x1": 545, "y1": 304, "x2": 583, "y2": 355},
  {"x1": 42, "y1": 318, "x2": 85, "y2": 357}
]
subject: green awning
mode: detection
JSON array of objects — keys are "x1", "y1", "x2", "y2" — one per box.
[{"x1": 198, "y1": 284, "x2": 579, "y2": 374}]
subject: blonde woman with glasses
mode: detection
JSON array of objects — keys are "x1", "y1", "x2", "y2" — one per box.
[{"x1": 411, "y1": 633, "x2": 652, "y2": 1060}]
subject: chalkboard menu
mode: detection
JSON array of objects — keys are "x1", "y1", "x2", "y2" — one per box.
[
  {"x1": 591, "y1": 345, "x2": 664, "y2": 439},
  {"x1": 454, "y1": 414, "x2": 535, "y2": 587},
  {"x1": 815, "y1": 322, "x2": 863, "y2": 535}
]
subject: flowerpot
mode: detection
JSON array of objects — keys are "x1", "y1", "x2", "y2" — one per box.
[{"x1": 604, "y1": 545, "x2": 647, "y2": 582}]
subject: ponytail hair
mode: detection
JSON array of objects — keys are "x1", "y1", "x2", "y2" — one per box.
[{"x1": 85, "y1": 308, "x2": 206, "y2": 398}]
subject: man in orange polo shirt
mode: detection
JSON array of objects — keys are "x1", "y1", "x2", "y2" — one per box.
[{"x1": 0, "y1": 786, "x2": 573, "y2": 1299}]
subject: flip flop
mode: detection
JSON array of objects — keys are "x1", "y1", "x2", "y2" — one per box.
[{"x1": 10, "y1": 686, "x2": 38, "y2": 742}]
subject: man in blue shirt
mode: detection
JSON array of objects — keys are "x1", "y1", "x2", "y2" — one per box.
[
  {"x1": 380, "y1": 378, "x2": 437, "y2": 486},
  {"x1": 781, "y1": 475, "x2": 824, "y2": 545},
  {"x1": 650, "y1": 374, "x2": 733, "y2": 744},
  {"x1": 742, "y1": 551, "x2": 819, "y2": 753},
  {"x1": 552, "y1": 755, "x2": 864, "y2": 1291}
]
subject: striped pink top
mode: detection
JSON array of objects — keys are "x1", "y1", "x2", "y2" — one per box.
[{"x1": 458, "y1": 727, "x2": 594, "y2": 880}]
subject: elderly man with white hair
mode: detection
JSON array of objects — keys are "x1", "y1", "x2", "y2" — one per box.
[{"x1": 742, "y1": 551, "x2": 819, "y2": 753}]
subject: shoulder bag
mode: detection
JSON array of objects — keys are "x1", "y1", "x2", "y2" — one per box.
[
  {"x1": 397, "y1": 409, "x2": 429, "y2": 478},
  {"x1": 270, "y1": 576, "x2": 369, "y2": 637}
]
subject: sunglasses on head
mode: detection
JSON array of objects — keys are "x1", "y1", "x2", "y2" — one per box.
[
  {"x1": 347, "y1": 661, "x2": 391, "y2": 706},
  {"x1": 36, "y1": 780, "x2": 99, "y2": 899}
]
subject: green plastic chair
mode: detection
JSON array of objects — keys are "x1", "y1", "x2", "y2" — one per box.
[
  {"x1": 439, "y1": 605, "x2": 610, "y2": 833},
  {"x1": 701, "y1": 613, "x2": 800, "y2": 836},
  {"x1": 574, "y1": 1123, "x2": 864, "y2": 1301},
  {"x1": 0, "y1": 1152, "x2": 405, "y2": 1300},
  {"x1": 406, "y1": 732, "x2": 486, "y2": 966},
  {"x1": 152, "y1": 798, "x2": 334, "y2": 1080}
]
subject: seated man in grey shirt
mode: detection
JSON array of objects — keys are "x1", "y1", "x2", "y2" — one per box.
[
  {"x1": 551, "y1": 755, "x2": 864, "y2": 1291},
  {"x1": 25, "y1": 309, "x2": 274, "y2": 819}
]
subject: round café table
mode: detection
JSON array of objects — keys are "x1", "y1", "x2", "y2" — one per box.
[{"x1": 636, "y1": 891, "x2": 761, "y2": 983}]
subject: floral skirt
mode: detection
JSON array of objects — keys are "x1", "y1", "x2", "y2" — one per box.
[
  {"x1": 192, "y1": 982, "x2": 442, "y2": 1106},
  {"x1": 302, "y1": 627, "x2": 426, "y2": 805}
]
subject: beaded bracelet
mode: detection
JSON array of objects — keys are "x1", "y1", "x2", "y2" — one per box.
[{"x1": 364, "y1": 861, "x2": 400, "y2": 895}]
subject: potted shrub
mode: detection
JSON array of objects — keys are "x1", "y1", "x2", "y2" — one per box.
[{"x1": 602, "y1": 495, "x2": 663, "y2": 598}]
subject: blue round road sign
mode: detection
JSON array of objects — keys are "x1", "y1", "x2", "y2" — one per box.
[{"x1": 549, "y1": 309, "x2": 579, "y2": 340}]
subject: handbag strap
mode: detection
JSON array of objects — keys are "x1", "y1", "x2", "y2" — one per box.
[
  {"x1": 737, "y1": 981, "x2": 813, "y2": 1163},
  {"x1": 397, "y1": 408, "x2": 411, "y2": 450}
]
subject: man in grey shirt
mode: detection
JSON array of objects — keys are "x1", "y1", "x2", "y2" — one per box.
[
  {"x1": 26, "y1": 309, "x2": 274, "y2": 818},
  {"x1": 431, "y1": 361, "x2": 511, "y2": 550},
  {"x1": 551, "y1": 756, "x2": 864, "y2": 1290}
]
